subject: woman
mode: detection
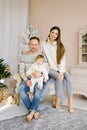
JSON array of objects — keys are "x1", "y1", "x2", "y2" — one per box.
[
  {"x1": 18, "y1": 36, "x2": 51, "y2": 122},
  {"x1": 42, "y1": 26, "x2": 75, "y2": 113}
]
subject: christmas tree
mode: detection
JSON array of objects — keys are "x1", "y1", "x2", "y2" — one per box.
[{"x1": 0, "y1": 58, "x2": 11, "y2": 89}]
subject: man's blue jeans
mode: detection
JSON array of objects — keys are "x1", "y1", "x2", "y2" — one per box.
[
  {"x1": 18, "y1": 81, "x2": 43, "y2": 111},
  {"x1": 18, "y1": 79, "x2": 54, "y2": 111}
]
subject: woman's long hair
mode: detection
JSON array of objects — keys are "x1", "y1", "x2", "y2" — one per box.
[{"x1": 49, "y1": 26, "x2": 65, "y2": 64}]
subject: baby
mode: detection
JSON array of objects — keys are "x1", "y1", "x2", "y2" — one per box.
[{"x1": 26, "y1": 54, "x2": 49, "y2": 100}]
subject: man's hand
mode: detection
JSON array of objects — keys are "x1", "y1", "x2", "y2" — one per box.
[
  {"x1": 25, "y1": 79, "x2": 32, "y2": 87},
  {"x1": 31, "y1": 71, "x2": 42, "y2": 78}
]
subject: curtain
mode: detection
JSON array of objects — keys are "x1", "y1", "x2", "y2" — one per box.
[{"x1": 0, "y1": 0, "x2": 29, "y2": 74}]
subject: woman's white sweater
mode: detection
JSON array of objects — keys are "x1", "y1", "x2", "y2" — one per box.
[{"x1": 42, "y1": 40, "x2": 66, "y2": 73}]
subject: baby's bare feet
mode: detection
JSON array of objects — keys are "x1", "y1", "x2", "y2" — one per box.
[{"x1": 38, "y1": 86, "x2": 42, "y2": 90}]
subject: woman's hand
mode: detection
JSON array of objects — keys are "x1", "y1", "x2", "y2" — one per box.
[
  {"x1": 25, "y1": 79, "x2": 32, "y2": 87},
  {"x1": 31, "y1": 71, "x2": 42, "y2": 78},
  {"x1": 58, "y1": 73, "x2": 64, "y2": 80}
]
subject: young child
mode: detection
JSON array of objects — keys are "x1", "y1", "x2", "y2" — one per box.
[{"x1": 26, "y1": 54, "x2": 49, "y2": 100}]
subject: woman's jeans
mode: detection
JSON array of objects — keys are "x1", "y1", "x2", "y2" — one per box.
[{"x1": 49, "y1": 70, "x2": 73, "y2": 99}]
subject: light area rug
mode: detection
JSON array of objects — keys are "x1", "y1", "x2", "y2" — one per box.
[
  {"x1": 0, "y1": 95, "x2": 87, "y2": 122},
  {"x1": 0, "y1": 104, "x2": 87, "y2": 130},
  {"x1": 0, "y1": 102, "x2": 28, "y2": 121}
]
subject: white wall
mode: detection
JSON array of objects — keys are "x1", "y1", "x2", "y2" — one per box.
[{"x1": 29, "y1": 0, "x2": 87, "y2": 71}]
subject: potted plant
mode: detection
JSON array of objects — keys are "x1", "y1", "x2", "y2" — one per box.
[{"x1": 0, "y1": 58, "x2": 11, "y2": 102}]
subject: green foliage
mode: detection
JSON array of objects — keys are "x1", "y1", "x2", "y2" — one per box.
[
  {"x1": 0, "y1": 58, "x2": 11, "y2": 89},
  {"x1": 0, "y1": 58, "x2": 11, "y2": 79},
  {"x1": 0, "y1": 83, "x2": 8, "y2": 89}
]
